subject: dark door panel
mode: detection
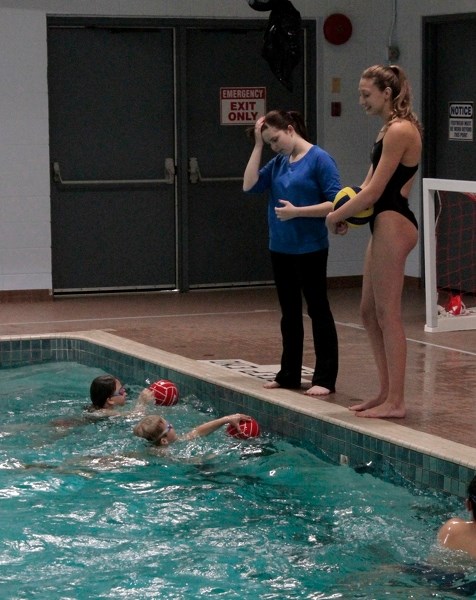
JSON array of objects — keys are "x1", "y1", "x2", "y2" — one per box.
[
  {"x1": 48, "y1": 25, "x2": 176, "y2": 292},
  {"x1": 185, "y1": 27, "x2": 311, "y2": 287},
  {"x1": 423, "y1": 15, "x2": 476, "y2": 293},
  {"x1": 424, "y1": 15, "x2": 476, "y2": 180}
]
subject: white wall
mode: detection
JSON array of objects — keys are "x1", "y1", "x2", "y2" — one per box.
[{"x1": 0, "y1": 0, "x2": 474, "y2": 291}]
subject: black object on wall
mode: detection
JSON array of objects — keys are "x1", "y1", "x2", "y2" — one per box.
[{"x1": 249, "y1": 0, "x2": 302, "y2": 91}]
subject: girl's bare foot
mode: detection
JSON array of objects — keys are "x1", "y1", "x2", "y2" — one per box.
[
  {"x1": 355, "y1": 400, "x2": 406, "y2": 419},
  {"x1": 304, "y1": 385, "x2": 332, "y2": 397},
  {"x1": 263, "y1": 381, "x2": 281, "y2": 389},
  {"x1": 349, "y1": 396, "x2": 385, "y2": 412}
]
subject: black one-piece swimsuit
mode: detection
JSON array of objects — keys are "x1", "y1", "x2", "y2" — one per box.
[{"x1": 369, "y1": 138, "x2": 419, "y2": 232}]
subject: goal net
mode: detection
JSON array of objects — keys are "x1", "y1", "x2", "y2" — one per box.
[{"x1": 423, "y1": 178, "x2": 476, "y2": 332}]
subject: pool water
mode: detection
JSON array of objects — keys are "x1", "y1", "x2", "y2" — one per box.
[{"x1": 0, "y1": 362, "x2": 474, "y2": 599}]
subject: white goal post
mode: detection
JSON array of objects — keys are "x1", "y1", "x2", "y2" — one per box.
[{"x1": 423, "y1": 177, "x2": 476, "y2": 332}]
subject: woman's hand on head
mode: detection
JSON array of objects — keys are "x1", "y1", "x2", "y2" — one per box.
[
  {"x1": 275, "y1": 199, "x2": 297, "y2": 221},
  {"x1": 254, "y1": 116, "x2": 266, "y2": 145}
]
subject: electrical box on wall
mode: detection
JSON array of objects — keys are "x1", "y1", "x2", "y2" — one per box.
[
  {"x1": 331, "y1": 102, "x2": 341, "y2": 117},
  {"x1": 387, "y1": 46, "x2": 400, "y2": 61}
]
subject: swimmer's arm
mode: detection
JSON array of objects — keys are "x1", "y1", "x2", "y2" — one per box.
[
  {"x1": 49, "y1": 416, "x2": 89, "y2": 428},
  {"x1": 83, "y1": 408, "x2": 122, "y2": 420},
  {"x1": 129, "y1": 388, "x2": 156, "y2": 415},
  {"x1": 184, "y1": 413, "x2": 252, "y2": 440}
]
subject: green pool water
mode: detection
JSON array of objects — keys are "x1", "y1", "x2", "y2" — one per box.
[{"x1": 0, "y1": 362, "x2": 474, "y2": 599}]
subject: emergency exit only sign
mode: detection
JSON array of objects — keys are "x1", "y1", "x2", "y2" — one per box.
[{"x1": 220, "y1": 87, "x2": 266, "y2": 125}]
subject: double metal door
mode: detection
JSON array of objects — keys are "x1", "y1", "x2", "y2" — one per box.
[{"x1": 48, "y1": 17, "x2": 315, "y2": 293}]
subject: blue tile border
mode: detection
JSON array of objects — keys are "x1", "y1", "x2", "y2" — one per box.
[{"x1": 0, "y1": 336, "x2": 473, "y2": 499}]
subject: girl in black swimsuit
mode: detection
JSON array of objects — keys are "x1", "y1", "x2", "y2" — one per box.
[
  {"x1": 369, "y1": 138, "x2": 418, "y2": 232},
  {"x1": 326, "y1": 64, "x2": 422, "y2": 419}
]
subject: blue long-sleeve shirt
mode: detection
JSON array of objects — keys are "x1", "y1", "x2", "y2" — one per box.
[{"x1": 245, "y1": 145, "x2": 341, "y2": 254}]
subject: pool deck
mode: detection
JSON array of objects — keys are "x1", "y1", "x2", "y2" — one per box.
[{"x1": 1, "y1": 286, "x2": 475, "y2": 465}]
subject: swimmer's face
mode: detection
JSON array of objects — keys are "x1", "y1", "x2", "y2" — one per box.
[
  {"x1": 154, "y1": 416, "x2": 178, "y2": 446},
  {"x1": 111, "y1": 379, "x2": 127, "y2": 406}
]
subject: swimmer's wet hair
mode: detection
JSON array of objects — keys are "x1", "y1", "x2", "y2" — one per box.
[
  {"x1": 89, "y1": 375, "x2": 116, "y2": 409},
  {"x1": 133, "y1": 415, "x2": 165, "y2": 443}
]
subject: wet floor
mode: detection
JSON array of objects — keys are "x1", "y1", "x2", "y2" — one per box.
[{"x1": 1, "y1": 285, "x2": 475, "y2": 449}]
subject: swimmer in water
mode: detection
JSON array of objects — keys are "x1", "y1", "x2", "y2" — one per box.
[
  {"x1": 133, "y1": 413, "x2": 253, "y2": 446},
  {"x1": 438, "y1": 475, "x2": 476, "y2": 559},
  {"x1": 85, "y1": 374, "x2": 154, "y2": 418}
]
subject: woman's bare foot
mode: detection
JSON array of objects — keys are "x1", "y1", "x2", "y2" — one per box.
[
  {"x1": 263, "y1": 380, "x2": 281, "y2": 389},
  {"x1": 304, "y1": 385, "x2": 333, "y2": 397},
  {"x1": 349, "y1": 396, "x2": 385, "y2": 412},
  {"x1": 355, "y1": 400, "x2": 406, "y2": 419}
]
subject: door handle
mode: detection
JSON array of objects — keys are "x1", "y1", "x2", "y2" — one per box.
[
  {"x1": 188, "y1": 157, "x2": 243, "y2": 184},
  {"x1": 52, "y1": 158, "x2": 176, "y2": 187}
]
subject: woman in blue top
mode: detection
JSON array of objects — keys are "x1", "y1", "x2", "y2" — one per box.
[{"x1": 243, "y1": 110, "x2": 341, "y2": 396}]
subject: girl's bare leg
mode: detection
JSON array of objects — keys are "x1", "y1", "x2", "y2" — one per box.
[
  {"x1": 350, "y1": 213, "x2": 417, "y2": 418},
  {"x1": 349, "y1": 239, "x2": 389, "y2": 411}
]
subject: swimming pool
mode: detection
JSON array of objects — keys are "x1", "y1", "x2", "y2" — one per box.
[
  {"x1": 1, "y1": 360, "x2": 474, "y2": 599},
  {"x1": 0, "y1": 331, "x2": 473, "y2": 500}
]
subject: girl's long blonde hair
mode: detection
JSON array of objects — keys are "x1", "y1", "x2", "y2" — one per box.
[{"x1": 362, "y1": 64, "x2": 423, "y2": 136}]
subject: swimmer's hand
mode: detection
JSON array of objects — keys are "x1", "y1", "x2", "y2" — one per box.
[
  {"x1": 186, "y1": 413, "x2": 253, "y2": 440},
  {"x1": 137, "y1": 389, "x2": 155, "y2": 404},
  {"x1": 127, "y1": 388, "x2": 156, "y2": 417},
  {"x1": 275, "y1": 199, "x2": 297, "y2": 221},
  {"x1": 226, "y1": 413, "x2": 253, "y2": 429}
]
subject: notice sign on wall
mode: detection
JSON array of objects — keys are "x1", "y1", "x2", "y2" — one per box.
[
  {"x1": 448, "y1": 102, "x2": 473, "y2": 141},
  {"x1": 220, "y1": 87, "x2": 266, "y2": 125}
]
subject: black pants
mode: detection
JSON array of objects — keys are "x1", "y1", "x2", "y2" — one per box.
[{"x1": 270, "y1": 249, "x2": 338, "y2": 390}]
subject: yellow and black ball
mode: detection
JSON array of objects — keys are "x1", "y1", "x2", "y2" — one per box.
[{"x1": 333, "y1": 186, "x2": 374, "y2": 227}]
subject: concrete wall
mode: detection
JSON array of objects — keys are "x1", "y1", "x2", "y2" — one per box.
[{"x1": 0, "y1": 0, "x2": 474, "y2": 293}]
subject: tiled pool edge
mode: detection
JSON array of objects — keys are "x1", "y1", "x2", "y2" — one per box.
[{"x1": 1, "y1": 331, "x2": 474, "y2": 498}]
